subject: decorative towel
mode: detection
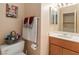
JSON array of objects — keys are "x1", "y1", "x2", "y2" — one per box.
[
  {"x1": 24, "y1": 17, "x2": 29, "y2": 27},
  {"x1": 24, "y1": 16, "x2": 35, "y2": 28},
  {"x1": 22, "y1": 17, "x2": 39, "y2": 43},
  {"x1": 24, "y1": 17, "x2": 28, "y2": 24},
  {"x1": 29, "y1": 16, "x2": 34, "y2": 28},
  {"x1": 29, "y1": 16, "x2": 34, "y2": 25},
  {"x1": 29, "y1": 17, "x2": 38, "y2": 43}
]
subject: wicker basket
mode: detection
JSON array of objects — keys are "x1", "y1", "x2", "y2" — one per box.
[{"x1": 5, "y1": 40, "x2": 18, "y2": 45}]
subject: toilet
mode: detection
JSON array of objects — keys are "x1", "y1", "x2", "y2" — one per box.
[{"x1": 0, "y1": 40, "x2": 26, "y2": 55}]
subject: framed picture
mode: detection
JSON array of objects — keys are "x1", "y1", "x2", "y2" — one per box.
[
  {"x1": 6, "y1": 4, "x2": 18, "y2": 18},
  {"x1": 50, "y1": 7, "x2": 58, "y2": 24}
]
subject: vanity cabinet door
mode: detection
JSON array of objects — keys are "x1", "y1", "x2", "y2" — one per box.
[
  {"x1": 49, "y1": 44, "x2": 62, "y2": 55},
  {"x1": 63, "y1": 49, "x2": 79, "y2": 55}
]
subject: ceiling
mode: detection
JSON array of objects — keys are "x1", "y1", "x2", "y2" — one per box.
[{"x1": 56, "y1": 3, "x2": 76, "y2": 8}]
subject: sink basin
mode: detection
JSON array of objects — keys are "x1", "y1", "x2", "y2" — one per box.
[
  {"x1": 58, "y1": 34, "x2": 79, "y2": 40},
  {"x1": 72, "y1": 35, "x2": 79, "y2": 40},
  {"x1": 49, "y1": 31, "x2": 79, "y2": 43}
]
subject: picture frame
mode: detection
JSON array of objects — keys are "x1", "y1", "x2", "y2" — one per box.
[{"x1": 6, "y1": 4, "x2": 18, "y2": 18}]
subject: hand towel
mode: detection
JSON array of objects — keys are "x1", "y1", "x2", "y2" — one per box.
[
  {"x1": 24, "y1": 17, "x2": 28, "y2": 24},
  {"x1": 24, "y1": 17, "x2": 29, "y2": 27},
  {"x1": 29, "y1": 16, "x2": 35, "y2": 28}
]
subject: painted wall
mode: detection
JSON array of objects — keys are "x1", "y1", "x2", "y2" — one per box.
[
  {"x1": 59, "y1": 4, "x2": 78, "y2": 32},
  {"x1": 40, "y1": 4, "x2": 49, "y2": 54},
  {"x1": 0, "y1": 3, "x2": 59, "y2": 55},
  {"x1": 0, "y1": 3, "x2": 24, "y2": 44},
  {"x1": 24, "y1": 3, "x2": 41, "y2": 55},
  {"x1": 24, "y1": 3, "x2": 59, "y2": 55},
  {"x1": 24, "y1": 3, "x2": 41, "y2": 17},
  {"x1": 40, "y1": 3, "x2": 59, "y2": 55}
]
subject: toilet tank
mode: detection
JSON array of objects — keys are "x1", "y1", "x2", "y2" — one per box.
[{"x1": 0, "y1": 40, "x2": 25, "y2": 55}]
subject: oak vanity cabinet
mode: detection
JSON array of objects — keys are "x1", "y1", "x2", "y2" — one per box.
[
  {"x1": 49, "y1": 36, "x2": 79, "y2": 55},
  {"x1": 59, "y1": 5, "x2": 77, "y2": 32},
  {"x1": 49, "y1": 44, "x2": 62, "y2": 55},
  {"x1": 63, "y1": 49, "x2": 79, "y2": 55},
  {"x1": 49, "y1": 37, "x2": 63, "y2": 55}
]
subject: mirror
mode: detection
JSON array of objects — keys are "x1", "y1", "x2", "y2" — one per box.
[
  {"x1": 50, "y1": 7, "x2": 58, "y2": 24},
  {"x1": 63, "y1": 13, "x2": 74, "y2": 32}
]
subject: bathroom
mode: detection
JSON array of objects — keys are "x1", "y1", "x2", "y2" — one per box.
[
  {"x1": 0, "y1": 2, "x2": 79, "y2": 56},
  {"x1": 0, "y1": 3, "x2": 42, "y2": 55},
  {"x1": 0, "y1": 3, "x2": 55, "y2": 55}
]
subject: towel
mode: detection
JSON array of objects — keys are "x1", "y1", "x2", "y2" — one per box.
[
  {"x1": 29, "y1": 16, "x2": 35, "y2": 28},
  {"x1": 22, "y1": 17, "x2": 39, "y2": 43},
  {"x1": 24, "y1": 17, "x2": 28, "y2": 24},
  {"x1": 29, "y1": 16, "x2": 34, "y2": 25},
  {"x1": 24, "y1": 17, "x2": 29, "y2": 27},
  {"x1": 29, "y1": 17, "x2": 38, "y2": 43}
]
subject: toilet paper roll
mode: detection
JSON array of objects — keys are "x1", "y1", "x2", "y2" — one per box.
[{"x1": 31, "y1": 43, "x2": 37, "y2": 50}]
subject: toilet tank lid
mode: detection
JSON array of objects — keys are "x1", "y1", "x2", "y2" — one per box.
[{"x1": 0, "y1": 40, "x2": 24, "y2": 49}]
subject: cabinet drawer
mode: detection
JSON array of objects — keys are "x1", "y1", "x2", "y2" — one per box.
[{"x1": 49, "y1": 36, "x2": 79, "y2": 53}]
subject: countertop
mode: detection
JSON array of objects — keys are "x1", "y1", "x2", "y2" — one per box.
[{"x1": 49, "y1": 31, "x2": 79, "y2": 43}]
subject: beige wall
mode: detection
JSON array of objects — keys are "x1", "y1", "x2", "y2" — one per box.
[
  {"x1": 0, "y1": 3, "x2": 24, "y2": 44},
  {"x1": 24, "y1": 3, "x2": 41, "y2": 55},
  {"x1": 0, "y1": 3, "x2": 59, "y2": 55},
  {"x1": 59, "y1": 4, "x2": 78, "y2": 32},
  {"x1": 49, "y1": 24, "x2": 59, "y2": 31},
  {"x1": 24, "y1": 3, "x2": 41, "y2": 17},
  {"x1": 40, "y1": 3, "x2": 59, "y2": 55},
  {"x1": 24, "y1": 3, "x2": 59, "y2": 55},
  {"x1": 75, "y1": 4, "x2": 79, "y2": 33},
  {"x1": 40, "y1": 4, "x2": 49, "y2": 54}
]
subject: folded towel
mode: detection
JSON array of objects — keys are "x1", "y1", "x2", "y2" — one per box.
[
  {"x1": 24, "y1": 16, "x2": 35, "y2": 28},
  {"x1": 22, "y1": 17, "x2": 39, "y2": 43},
  {"x1": 29, "y1": 16, "x2": 35, "y2": 28},
  {"x1": 24, "y1": 17, "x2": 29, "y2": 27}
]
